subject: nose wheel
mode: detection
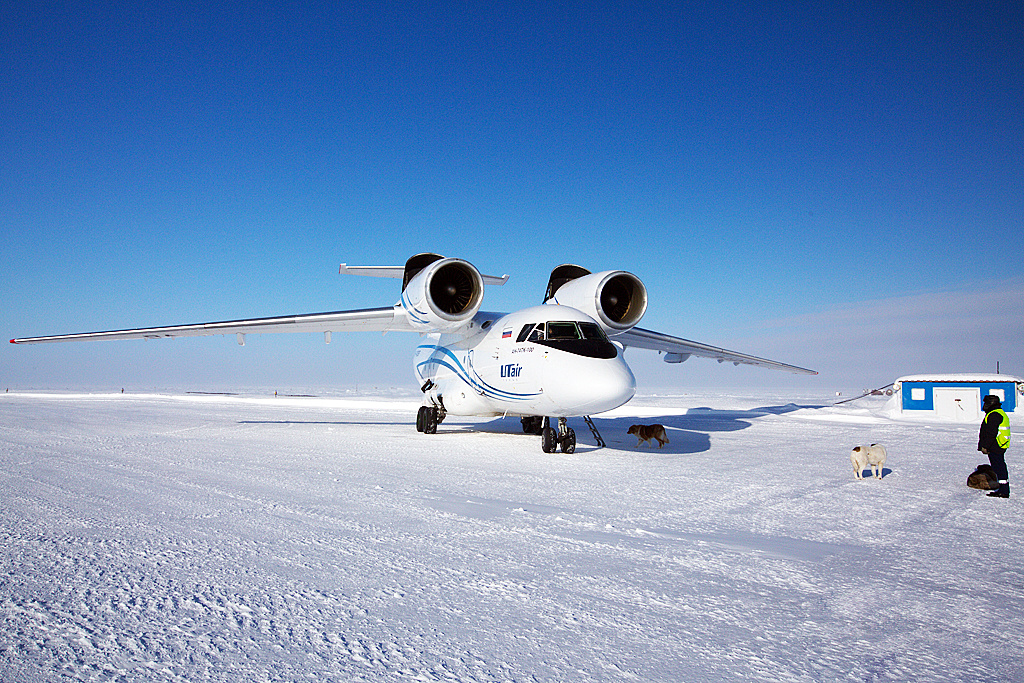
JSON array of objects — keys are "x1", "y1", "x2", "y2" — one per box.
[{"x1": 541, "y1": 417, "x2": 575, "y2": 454}]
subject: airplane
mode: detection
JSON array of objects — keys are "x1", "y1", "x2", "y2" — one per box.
[{"x1": 10, "y1": 253, "x2": 816, "y2": 452}]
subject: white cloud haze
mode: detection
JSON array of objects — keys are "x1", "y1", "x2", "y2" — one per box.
[{"x1": 744, "y1": 281, "x2": 1024, "y2": 387}]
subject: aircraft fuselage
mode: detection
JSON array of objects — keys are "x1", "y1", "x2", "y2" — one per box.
[{"x1": 414, "y1": 305, "x2": 636, "y2": 418}]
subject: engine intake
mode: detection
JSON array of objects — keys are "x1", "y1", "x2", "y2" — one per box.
[
  {"x1": 547, "y1": 269, "x2": 647, "y2": 334},
  {"x1": 401, "y1": 257, "x2": 484, "y2": 331}
]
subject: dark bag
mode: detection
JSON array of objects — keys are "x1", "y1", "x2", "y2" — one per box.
[{"x1": 967, "y1": 464, "x2": 999, "y2": 490}]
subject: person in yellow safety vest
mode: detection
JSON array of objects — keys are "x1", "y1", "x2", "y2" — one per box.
[{"x1": 978, "y1": 394, "x2": 1011, "y2": 498}]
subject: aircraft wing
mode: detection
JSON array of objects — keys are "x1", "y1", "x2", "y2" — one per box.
[
  {"x1": 10, "y1": 306, "x2": 415, "y2": 344},
  {"x1": 616, "y1": 327, "x2": 817, "y2": 375}
]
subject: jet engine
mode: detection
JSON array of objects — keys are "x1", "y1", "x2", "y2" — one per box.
[
  {"x1": 401, "y1": 255, "x2": 485, "y2": 331},
  {"x1": 545, "y1": 267, "x2": 648, "y2": 334}
]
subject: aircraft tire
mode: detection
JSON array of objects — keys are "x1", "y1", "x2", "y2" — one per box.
[
  {"x1": 425, "y1": 407, "x2": 438, "y2": 435},
  {"x1": 541, "y1": 426, "x2": 557, "y2": 453},
  {"x1": 561, "y1": 428, "x2": 576, "y2": 454},
  {"x1": 416, "y1": 406, "x2": 427, "y2": 432}
]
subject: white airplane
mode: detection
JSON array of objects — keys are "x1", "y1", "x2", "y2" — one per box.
[{"x1": 11, "y1": 253, "x2": 815, "y2": 452}]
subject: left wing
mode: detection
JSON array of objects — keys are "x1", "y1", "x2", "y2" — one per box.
[
  {"x1": 616, "y1": 327, "x2": 817, "y2": 375},
  {"x1": 10, "y1": 306, "x2": 415, "y2": 345}
]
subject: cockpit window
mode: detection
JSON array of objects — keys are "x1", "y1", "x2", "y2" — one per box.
[
  {"x1": 517, "y1": 323, "x2": 545, "y2": 342},
  {"x1": 546, "y1": 321, "x2": 581, "y2": 340},
  {"x1": 518, "y1": 320, "x2": 618, "y2": 359},
  {"x1": 519, "y1": 321, "x2": 610, "y2": 343},
  {"x1": 578, "y1": 322, "x2": 607, "y2": 340}
]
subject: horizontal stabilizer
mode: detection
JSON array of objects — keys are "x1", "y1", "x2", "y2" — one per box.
[{"x1": 340, "y1": 263, "x2": 508, "y2": 286}]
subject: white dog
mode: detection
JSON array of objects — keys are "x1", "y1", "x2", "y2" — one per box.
[{"x1": 851, "y1": 444, "x2": 887, "y2": 479}]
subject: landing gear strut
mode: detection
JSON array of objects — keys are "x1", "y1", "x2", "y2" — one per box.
[{"x1": 540, "y1": 417, "x2": 575, "y2": 454}]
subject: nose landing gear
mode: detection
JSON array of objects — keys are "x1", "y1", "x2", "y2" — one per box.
[{"x1": 540, "y1": 417, "x2": 576, "y2": 454}]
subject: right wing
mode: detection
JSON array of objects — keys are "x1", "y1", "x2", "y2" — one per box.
[
  {"x1": 10, "y1": 306, "x2": 417, "y2": 344},
  {"x1": 616, "y1": 327, "x2": 817, "y2": 375},
  {"x1": 12, "y1": 256, "x2": 509, "y2": 345}
]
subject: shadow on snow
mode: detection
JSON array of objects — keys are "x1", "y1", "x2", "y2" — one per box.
[
  {"x1": 237, "y1": 403, "x2": 824, "y2": 455},
  {"x1": 464, "y1": 403, "x2": 824, "y2": 455},
  {"x1": 853, "y1": 467, "x2": 893, "y2": 479}
]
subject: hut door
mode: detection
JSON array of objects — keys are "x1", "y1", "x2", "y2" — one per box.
[{"x1": 935, "y1": 387, "x2": 981, "y2": 422}]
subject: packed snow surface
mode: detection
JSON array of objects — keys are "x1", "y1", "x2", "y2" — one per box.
[{"x1": 2, "y1": 390, "x2": 1022, "y2": 682}]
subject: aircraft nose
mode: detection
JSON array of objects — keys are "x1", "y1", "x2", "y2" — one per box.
[{"x1": 550, "y1": 354, "x2": 636, "y2": 415}]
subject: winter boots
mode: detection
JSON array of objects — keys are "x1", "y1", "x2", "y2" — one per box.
[{"x1": 987, "y1": 482, "x2": 1010, "y2": 498}]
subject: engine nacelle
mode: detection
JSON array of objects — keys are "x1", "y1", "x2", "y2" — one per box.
[
  {"x1": 547, "y1": 270, "x2": 647, "y2": 334},
  {"x1": 401, "y1": 257, "x2": 485, "y2": 331}
]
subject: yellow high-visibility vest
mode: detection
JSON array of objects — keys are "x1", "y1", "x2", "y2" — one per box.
[{"x1": 988, "y1": 408, "x2": 1011, "y2": 449}]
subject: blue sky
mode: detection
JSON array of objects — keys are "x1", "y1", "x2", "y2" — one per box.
[{"x1": 3, "y1": 1, "x2": 1022, "y2": 394}]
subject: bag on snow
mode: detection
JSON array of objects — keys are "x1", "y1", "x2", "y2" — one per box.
[{"x1": 967, "y1": 464, "x2": 999, "y2": 490}]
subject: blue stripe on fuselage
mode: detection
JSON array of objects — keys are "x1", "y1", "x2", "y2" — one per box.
[{"x1": 416, "y1": 344, "x2": 540, "y2": 401}]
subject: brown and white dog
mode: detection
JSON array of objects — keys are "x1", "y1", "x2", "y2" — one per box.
[
  {"x1": 851, "y1": 444, "x2": 887, "y2": 479},
  {"x1": 627, "y1": 424, "x2": 670, "y2": 448}
]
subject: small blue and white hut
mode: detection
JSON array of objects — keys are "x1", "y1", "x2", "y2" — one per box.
[{"x1": 893, "y1": 374, "x2": 1023, "y2": 422}]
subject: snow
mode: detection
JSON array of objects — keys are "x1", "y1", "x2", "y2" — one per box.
[{"x1": 2, "y1": 390, "x2": 1022, "y2": 682}]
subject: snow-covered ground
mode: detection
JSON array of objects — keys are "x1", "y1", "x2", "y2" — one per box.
[{"x1": 2, "y1": 390, "x2": 1022, "y2": 682}]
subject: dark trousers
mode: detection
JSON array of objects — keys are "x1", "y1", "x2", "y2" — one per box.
[{"x1": 987, "y1": 447, "x2": 1009, "y2": 481}]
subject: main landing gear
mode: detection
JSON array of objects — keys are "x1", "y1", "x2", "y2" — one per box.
[
  {"x1": 415, "y1": 405, "x2": 445, "y2": 434},
  {"x1": 532, "y1": 417, "x2": 576, "y2": 454},
  {"x1": 420, "y1": 409, "x2": 585, "y2": 454}
]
